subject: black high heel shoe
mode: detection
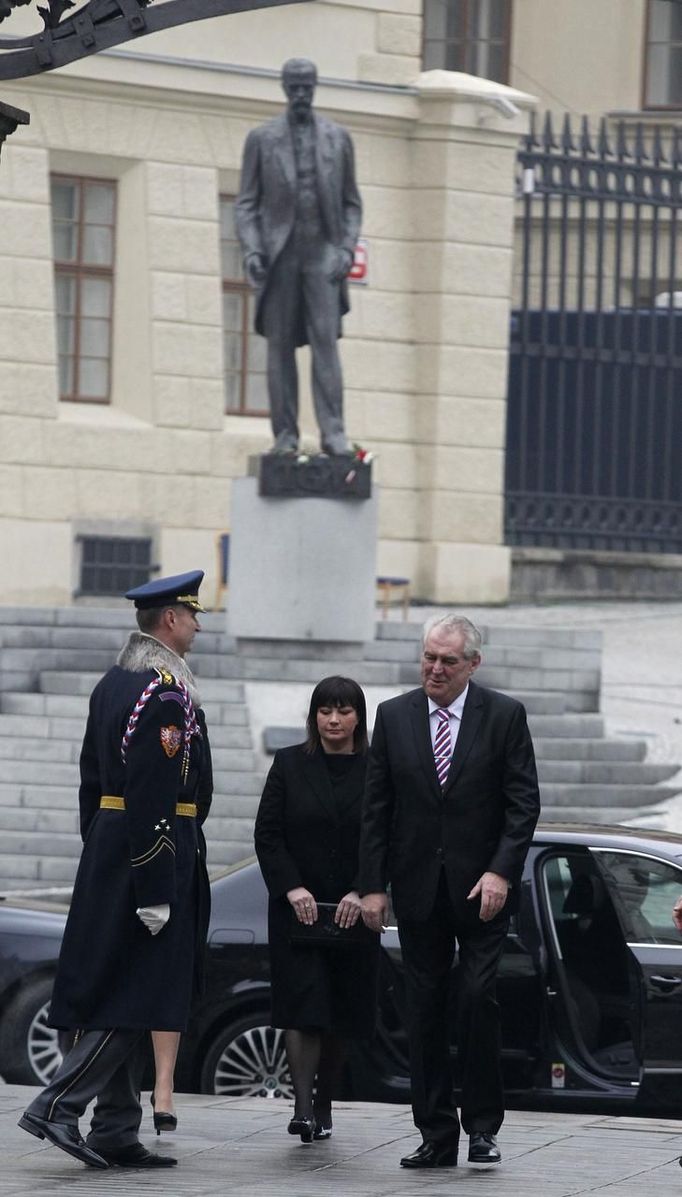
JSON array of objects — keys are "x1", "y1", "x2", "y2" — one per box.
[
  {"x1": 287, "y1": 1116, "x2": 315, "y2": 1143},
  {"x1": 151, "y1": 1094, "x2": 178, "y2": 1135}
]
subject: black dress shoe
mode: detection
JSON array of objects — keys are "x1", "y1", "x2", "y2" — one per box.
[
  {"x1": 287, "y1": 1116, "x2": 315, "y2": 1143},
  {"x1": 400, "y1": 1140, "x2": 458, "y2": 1168},
  {"x1": 18, "y1": 1112, "x2": 109, "y2": 1169},
  {"x1": 95, "y1": 1143, "x2": 177, "y2": 1168},
  {"x1": 468, "y1": 1132, "x2": 501, "y2": 1164}
]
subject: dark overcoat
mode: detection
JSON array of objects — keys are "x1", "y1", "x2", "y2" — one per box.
[
  {"x1": 359, "y1": 682, "x2": 541, "y2": 921},
  {"x1": 234, "y1": 112, "x2": 362, "y2": 346},
  {"x1": 48, "y1": 663, "x2": 212, "y2": 1032},
  {"x1": 254, "y1": 744, "x2": 376, "y2": 1034}
]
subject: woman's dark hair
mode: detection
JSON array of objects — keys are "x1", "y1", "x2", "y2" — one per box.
[{"x1": 304, "y1": 675, "x2": 369, "y2": 755}]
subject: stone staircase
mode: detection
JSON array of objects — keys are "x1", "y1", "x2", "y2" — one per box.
[{"x1": 0, "y1": 607, "x2": 679, "y2": 889}]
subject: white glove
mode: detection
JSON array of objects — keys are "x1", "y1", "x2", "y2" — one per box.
[{"x1": 136, "y1": 904, "x2": 170, "y2": 936}]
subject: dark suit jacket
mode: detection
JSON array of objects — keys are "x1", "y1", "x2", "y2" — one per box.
[
  {"x1": 254, "y1": 743, "x2": 367, "y2": 903},
  {"x1": 359, "y1": 683, "x2": 540, "y2": 921},
  {"x1": 234, "y1": 112, "x2": 362, "y2": 345}
]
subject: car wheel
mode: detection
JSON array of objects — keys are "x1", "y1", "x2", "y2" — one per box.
[
  {"x1": 0, "y1": 977, "x2": 63, "y2": 1085},
  {"x1": 200, "y1": 1015, "x2": 293, "y2": 1099}
]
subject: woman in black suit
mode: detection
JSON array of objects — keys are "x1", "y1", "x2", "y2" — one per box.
[{"x1": 254, "y1": 676, "x2": 377, "y2": 1143}]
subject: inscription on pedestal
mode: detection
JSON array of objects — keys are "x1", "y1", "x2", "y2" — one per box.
[{"x1": 253, "y1": 454, "x2": 372, "y2": 500}]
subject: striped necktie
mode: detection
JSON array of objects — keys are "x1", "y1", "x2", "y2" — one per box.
[{"x1": 434, "y1": 708, "x2": 452, "y2": 787}]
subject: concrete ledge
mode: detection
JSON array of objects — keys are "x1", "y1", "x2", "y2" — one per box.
[{"x1": 512, "y1": 547, "x2": 682, "y2": 601}]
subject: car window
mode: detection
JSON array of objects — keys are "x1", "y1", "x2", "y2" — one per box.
[{"x1": 591, "y1": 851, "x2": 682, "y2": 945}]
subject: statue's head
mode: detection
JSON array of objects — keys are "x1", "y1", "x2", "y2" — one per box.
[{"x1": 281, "y1": 58, "x2": 317, "y2": 120}]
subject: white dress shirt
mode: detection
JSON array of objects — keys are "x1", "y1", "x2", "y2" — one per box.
[{"x1": 427, "y1": 683, "x2": 469, "y2": 759}]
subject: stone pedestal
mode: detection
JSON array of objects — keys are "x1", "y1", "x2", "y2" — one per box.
[{"x1": 228, "y1": 476, "x2": 378, "y2": 641}]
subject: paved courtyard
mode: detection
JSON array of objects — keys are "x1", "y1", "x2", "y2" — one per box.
[{"x1": 2, "y1": 1085, "x2": 682, "y2": 1197}]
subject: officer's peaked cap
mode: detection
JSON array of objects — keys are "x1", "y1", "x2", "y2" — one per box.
[{"x1": 125, "y1": 570, "x2": 206, "y2": 612}]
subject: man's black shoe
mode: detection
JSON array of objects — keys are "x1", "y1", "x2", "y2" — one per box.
[
  {"x1": 468, "y1": 1132, "x2": 501, "y2": 1164},
  {"x1": 95, "y1": 1142, "x2": 177, "y2": 1168},
  {"x1": 400, "y1": 1140, "x2": 458, "y2": 1168},
  {"x1": 18, "y1": 1112, "x2": 109, "y2": 1169}
]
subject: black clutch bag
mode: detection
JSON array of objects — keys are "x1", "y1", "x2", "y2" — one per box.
[{"x1": 289, "y1": 903, "x2": 379, "y2": 950}]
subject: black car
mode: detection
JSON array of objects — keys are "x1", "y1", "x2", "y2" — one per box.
[{"x1": 2, "y1": 824, "x2": 682, "y2": 1113}]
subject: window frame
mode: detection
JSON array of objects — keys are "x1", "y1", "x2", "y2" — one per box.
[
  {"x1": 642, "y1": 0, "x2": 682, "y2": 110},
  {"x1": 51, "y1": 173, "x2": 117, "y2": 405},
  {"x1": 76, "y1": 533, "x2": 152, "y2": 598},
  {"x1": 219, "y1": 193, "x2": 268, "y2": 417},
  {"x1": 421, "y1": 0, "x2": 513, "y2": 84}
]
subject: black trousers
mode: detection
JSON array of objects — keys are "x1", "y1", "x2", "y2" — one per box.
[
  {"x1": 397, "y1": 870, "x2": 509, "y2": 1145},
  {"x1": 25, "y1": 1029, "x2": 146, "y2": 1151}
]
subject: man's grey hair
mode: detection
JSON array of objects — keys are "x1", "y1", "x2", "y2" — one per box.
[
  {"x1": 281, "y1": 58, "x2": 317, "y2": 85},
  {"x1": 136, "y1": 606, "x2": 173, "y2": 635},
  {"x1": 422, "y1": 614, "x2": 482, "y2": 660}
]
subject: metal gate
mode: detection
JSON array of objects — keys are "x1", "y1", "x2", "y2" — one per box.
[{"x1": 505, "y1": 113, "x2": 682, "y2": 552}]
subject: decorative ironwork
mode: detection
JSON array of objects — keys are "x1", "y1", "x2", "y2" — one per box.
[
  {"x1": 0, "y1": 0, "x2": 311, "y2": 80},
  {"x1": 0, "y1": 96, "x2": 29, "y2": 155},
  {"x1": 505, "y1": 112, "x2": 682, "y2": 554}
]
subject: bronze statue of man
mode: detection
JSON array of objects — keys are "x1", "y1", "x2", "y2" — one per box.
[{"x1": 235, "y1": 58, "x2": 362, "y2": 456}]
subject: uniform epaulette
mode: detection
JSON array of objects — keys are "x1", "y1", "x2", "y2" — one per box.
[{"x1": 157, "y1": 668, "x2": 176, "y2": 686}]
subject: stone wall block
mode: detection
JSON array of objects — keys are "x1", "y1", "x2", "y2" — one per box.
[
  {"x1": 0, "y1": 464, "x2": 24, "y2": 517},
  {"x1": 343, "y1": 338, "x2": 415, "y2": 393},
  {"x1": 0, "y1": 416, "x2": 45, "y2": 464},
  {"x1": 1, "y1": 145, "x2": 49, "y2": 203},
  {"x1": 358, "y1": 53, "x2": 419, "y2": 87},
  {"x1": 361, "y1": 184, "x2": 415, "y2": 240},
  {"x1": 148, "y1": 217, "x2": 221, "y2": 274},
  {"x1": 362, "y1": 390, "x2": 415, "y2": 443},
  {"x1": 377, "y1": 487, "x2": 419, "y2": 540},
  {"x1": 413, "y1": 242, "x2": 514, "y2": 297},
  {"x1": 416, "y1": 345, "x2": 508, "y2": 398},
  {"x1": 0, "y1": 362, "x2": 57, "y2": 418},
  {"x1": 411, "y1": 140, "x2": 515, "y2": 193},
  {"x1": 417, "y1": 395, "x2": 506, "y2": 448},
  {"x1": 21, "y1": 466, "x2": 77, "y2": 519},
  {"x1": 377, "y1": 13, "x2": 422, "y2": 56},
  {"x1": 345, "y1": 288, "x2": 414, "y2": 342},
  {"x1": 414, "y1": 294, "x2": 510, "y2": 348},
  {"x1": 0, "y1": 200, "x2": 51, "y2": 259},
  {"x1": 152, "y1": 323, "x2": 223, "y2": 379},
  {"x1": 0, "y1": 311, "x2": 56, "y2": 364},
  {"x1": 423, "y1": 444, "x2": 505, "y2": 496},
  {"x1": 374, "y1": 441, "x2": 419, "y2": 490}
]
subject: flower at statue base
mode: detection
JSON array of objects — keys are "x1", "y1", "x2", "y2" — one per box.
[{"x1": 353, "y1": 445, "x2": 374, "y2": 465}]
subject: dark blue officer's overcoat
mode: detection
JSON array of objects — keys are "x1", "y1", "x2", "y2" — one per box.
[{"x1": 48, "y1": 664, "x2": 212, "y2": 1031}]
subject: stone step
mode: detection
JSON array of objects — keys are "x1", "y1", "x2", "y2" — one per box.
[
  {"x1": 0, "y1": 740, "x2": 79, "y2": 763},
  {"x1": 0, "y1": 760, "x2": 79, "y2": 785},
  {"x1": 0, "y1": 830, "x2": 82, "y2": 857},
  {"x1": 0, "y1": 628, "x2": 228, "y2": 654},
  {"x1": 0, "y1": 853, "x2": 78, "y2": 884},
  {"x1": 0, "y1": 783, "x2": 76, "y2": 808},
  {"x1": 38, "y1": 672, "x2": 246, "y2": 703},
  {"x1": 539, "y1": 783, "x2": 680, "y2": 808},
  {"x1": 375, "y1": 621, "x2": 602, "y2": 649},
  {"x1": 0, "y1": 807, "x2": 79, "y2": 834},
  {"x1": 532, "y1": 737, "x2": 647, "y2": 762},
  {"x1": 204, "y1": 817, "x2": 257, "y2": 843},
  {"x1": 528, "y1": 714, "x2": 605, "y2": 738},
  {"x1": 536, "y1": 761, "x2": 678, "y2": 785},
  {"x1": 1, "y1": 692, "x2": 249, "y2": 726},
  {"x1": 0, "y1": 712, "x2": 251, "y2": 746},
  {"x1": 195, "y1": 655, "x2": 416, "y2": 685},
  {"x1": 207, "y1": 844, "x2": 257, "y2": 872}
]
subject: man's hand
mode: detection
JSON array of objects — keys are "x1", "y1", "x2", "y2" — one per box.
[
  {"x1": 328, "y1": 247, "x2": 353, "y2": 283},
  {"x1": 244, "y1": 252, "x2": 268, "y2": 287},
  {"x1": 467, "y1": 872, "x2": 509, "y2": 922},
  {"x1": 672, "y1": 895, "x2": 682, "y2": 932},
  {"x1": 287, "y1": 886, "x2": 317, "y2": 925},
  {"x1": 360, "y1": 892, "x2": 388, "y2": 933},
  {"x1": 136, "y1": 904, "x2": 170, "y2": 936},
  {"x1": 335, "y1": 890, "x2": 362, "y2": 928}
]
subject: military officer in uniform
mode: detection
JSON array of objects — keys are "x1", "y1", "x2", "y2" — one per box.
[{"x1": 19, "y1": 570, "x2": 212, "y2": 1170}]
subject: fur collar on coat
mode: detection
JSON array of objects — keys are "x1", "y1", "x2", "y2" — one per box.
[{"x1": 117, "y1": 632, "x2": 201, "y2": 707}]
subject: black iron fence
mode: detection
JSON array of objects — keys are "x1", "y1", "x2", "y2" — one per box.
[{"x1": 505, "y1": 113, "x2": 682, "y2": 553}]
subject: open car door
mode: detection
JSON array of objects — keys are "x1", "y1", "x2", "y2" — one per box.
[{"x1": 590, "y1": 847, "x2": 682, "y2": 1109}]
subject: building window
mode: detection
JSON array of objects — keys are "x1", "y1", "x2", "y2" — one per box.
[
  {"x1": 645, "y1": 0, "x2": 682, "y2": 108},
  {"x1": 422, "y1": 0, "x2": 512, "y2": 82},
  {"x1": 78, "y1": 535, "x2": 152, "y2": 596},
  {"x1": 51, "y1": 176, "x2": 116, "y2": 403},
  {"x1": 220, "y1": 195, "x2": 268, "y2": 415}
]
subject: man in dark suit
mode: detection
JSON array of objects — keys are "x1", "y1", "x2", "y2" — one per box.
[
  {"x1": 18, "y1": 571, "x2": 212, "y2": 1171},
  {"x1": 234, "y1": 57, "x2": 362, "y2": 456},
  {"x1": 360, "y1": 614, "x2": 540, "y2": 1169}
]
